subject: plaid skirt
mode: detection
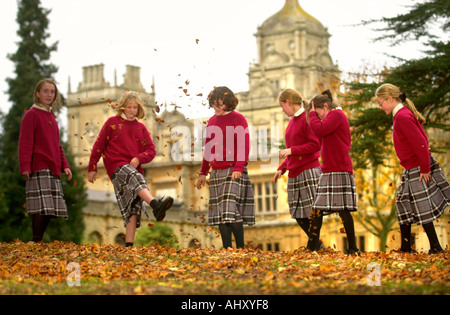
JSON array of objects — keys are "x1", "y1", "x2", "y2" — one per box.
[
  {"x1": 25, "y1": 169, "x2": 68, "y2": 219},
  {"x1": 111, "y1": 164, "x2": 150, "y2": 228},
  {"x1": 313, "y1": 172, "x2": 357, "y2": 213},
  {"x1": 208, "y1": 167, "x2": 255, "y2": 226},
  {"x1": 287, "y1": 167, "x2": 321, "y2": 219},
  {"x1": 396, "y1": 156, "x2": 449, "y2": 225}
]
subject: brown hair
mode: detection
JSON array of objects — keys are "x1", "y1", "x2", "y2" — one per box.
[
  {"x1": 115, "y1": 91, "x2": 146, "y2": 119},
  {"x1": 305, "y1": 90, "x2": 337, "y2": 122},
  {"x1": 34, "y1": 78, "x2": 62, "y2": 109},
  {"x1": 375, "y1": 83, "x2": 425, "y2": 124},
  {"x1": 207, "y1": 86, "x2": 239, "y2": 111},
  {"x1": 279, "y1": 88, "x2": 309, "y2": 108}
]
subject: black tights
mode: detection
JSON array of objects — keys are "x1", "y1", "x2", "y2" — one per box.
[
  {"x1": 296, "y1": 218, "x2": 312, "y2": 238},
  {"x1": 308, "y1": 210, "x2": 358, "y2": 251},
  {"x1": 219, "y1": 222, "x2": 244, "y2": 249},
  {"x1": 400, "y1": 222, "x2": 443, "y2": 252},
  {"x1": 32, "y1": 214, "x2": 52, "y2": 242}
]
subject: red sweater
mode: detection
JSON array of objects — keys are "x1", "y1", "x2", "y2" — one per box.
[
  {"x1": 200, "y1": 111, "x2": 250, "y2": 175},
  {"x1": 278, "y1": 112, "x2": 321, "y2": 178},
  {"x1": 19, "y1": 107, "x2": 70, "y2": 177},
  {"x1": 393, "y1": 107, "x2": 430, "y2": 173},
  {"x1": 309, "y1": 109, "x2": 353, "y2": 174},
  {"x1": 88, "y1": 116, "x2": 156, "y2": 178}
]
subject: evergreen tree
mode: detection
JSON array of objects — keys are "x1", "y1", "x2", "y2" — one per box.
[{"x1": 0, "y1": 0, "x2": 86, "y2": 243}]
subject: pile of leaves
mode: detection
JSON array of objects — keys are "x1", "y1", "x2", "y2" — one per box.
[{"x1": 0, "y1": 240, "x2": 448, "y2": 295}]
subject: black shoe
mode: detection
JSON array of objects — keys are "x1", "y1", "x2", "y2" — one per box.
[
  {"x1": 428, "y1": 248, "x2": 446, "y2": 254},
  {"x1": 152, "y1": 197, "x2": 173, "y2": 221},
  {"x1": 346, "y1": 248, "x2": 361, "y2": 256}
]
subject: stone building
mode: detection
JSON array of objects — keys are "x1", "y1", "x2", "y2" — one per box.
[{"x1": 67, "y1": 0, "x2": 448, "y2": 252}]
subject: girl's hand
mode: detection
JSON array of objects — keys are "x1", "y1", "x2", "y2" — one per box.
[
  {"x1": 88, "y1": 171, "x2": 97, "y2": 183},
  {"x1": 130, "y1": 157, "x2": 140, "y2": 169},
  {"x1": 279, "y1": 148, "x2": 292, "y2": 159},
  {"x1": 232, "y1": 171, "x2": 242, "y2": 181},
  {"x1": 196, "y1": 175, "x2": 206, "y2": 190},
  {"x1": 273, "y1": 170, "x2": 282, "y2": 184},
  {"x1": 22, "y1": 171, "x2": 30, "y2": 180},
  {"x1": 419, "y1": 172, "x2": 431, "y2": 184},
  {"x1": 64, "y1": 168, "x2": 73, "y2": 181}
]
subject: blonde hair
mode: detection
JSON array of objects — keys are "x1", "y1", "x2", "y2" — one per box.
[
  {"x1": 116, "y1": 91, "x2": 146, "y2": 119},
  {"x1": 279, "y1": 88, "x2": 309, "y2": 108},
  {"x1": 34, "y1": 78, "x2": 62, "y2": 109},
  {"x1": 375, "y1": 83, "x2": 426, "y2": 124}
]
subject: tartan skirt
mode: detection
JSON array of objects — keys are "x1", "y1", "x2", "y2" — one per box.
[
  {"x1": 313, "y1": 172, "x2": 357, "y2": 213},
  {"x1": 208, "y1": 167, "x2": 255, "y2": 226},
  {"x1": 287, "y1": 167, "x2": 321, "y2": 219},
  {"x1": 111, "y1": 164, "x2": 150, "y2": 228},
  {"x1": 25, "y1": 169, "x2": 68, "y2": 219},
  {"x1": 396, "y1": 156, "x2": 449, "y2": 225}
]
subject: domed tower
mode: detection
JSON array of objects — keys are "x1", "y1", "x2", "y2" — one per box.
[{"x1": 239, "y1": 0, "x2": 339, "y2": 112}]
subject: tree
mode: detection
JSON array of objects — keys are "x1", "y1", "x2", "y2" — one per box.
[
  {"x1": 0, "y1": 0, "x2": 86, "y2": 243},
  {"x1": 134, "y1": 223, "x2": 179, "y2": 248}
]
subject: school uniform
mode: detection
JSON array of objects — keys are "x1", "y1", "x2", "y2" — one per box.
[
  {"x1": 393, "y1": 105, "x2": 449, "y2": 225},
  {"x1": 19, "y1": 105, "x2": 70, "y2": 219},
  {"x1": 308, "y1": 109, "x2": 357, "y2": 213},
  {"x1": 278, "y1": 108, "x2": 321, "y2": 218},
  {"x1": 200, "y1": 111, "x2": 255, "y2": 226},
  {"x1": 88, "y1": 115, "x2": 156, "y2": 227}
]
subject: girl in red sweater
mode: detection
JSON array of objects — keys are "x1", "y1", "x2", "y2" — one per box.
[
  {"x1": 273, "y1": 89, "x2": 322, "y2": 250},
  {"x1": 376, "y1": 83, "x2": 449, "y2": 254},
  {"x1": 19, "y1": 78, "x2": 72, "y2": 242},
  {"x1": 196, "y1": 86, "x2": 254, "y2": 249},
  {"x1": 307, "y1": 90, "x2": 360, "y2": 254},
  {"x1": 88, "y1": 91, "x2": 173, "y2": 247}
]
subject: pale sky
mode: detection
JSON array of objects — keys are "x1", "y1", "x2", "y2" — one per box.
[{"x1": 0, "y1": 0, "x2": 432, "y2": 119}]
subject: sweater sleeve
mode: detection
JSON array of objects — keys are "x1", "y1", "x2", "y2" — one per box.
[
  {"x1": 59, "y1": 145, "x2": 70, "y2": 171},
  {"x1": 277, "y1": 158, "x2": 288, "y2": 174},
  {"x1": 88, "y1": 119, "x2": 112, "y2": 172},
  {"x1": 232, "y1": 114, "x2": 250, "y2": 173},
  {"x1": 199, "y1": 118, "x2": 214, "y2": 176},
  {"x1": 18, "y1": 111, "x2": 35, "y2": 174},
  {"x1": 396, "y1": 114, "x2": 431, "y2": 173},
  {"x1": 308, "y1": 110, "x2": 341, "y2": 138},
  {"x1": 135, "y1": 126, "x2": 156, "y2": 165},
  {"x1": 290, "y1": 122, "x2": 320, "y2": 156}
]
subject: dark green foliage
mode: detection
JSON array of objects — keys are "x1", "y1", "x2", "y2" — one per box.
[{"x1": 134, "y1": 223, "x2": 180, "y2": 248}]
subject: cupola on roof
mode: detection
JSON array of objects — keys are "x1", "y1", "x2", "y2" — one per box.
[{"x1": 258, "y1": 0, "x2": 325, "y2": 35}]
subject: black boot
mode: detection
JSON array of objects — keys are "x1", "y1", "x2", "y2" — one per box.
[
  {"x1": 219, "y1": 224, "x2": 233, "y2": 249},
  {"x1": 151, "y1": 196, "x2": 174, "y2": 221},
  {"x1": 422, "y1": 222, "x2": 444, "y2": 254},
  {"x1": 307, "y1": 210, "x2": 323, "y2": 251},
  {"x1": 399, "y1": 223, "x2": 413, "y2": 253}
]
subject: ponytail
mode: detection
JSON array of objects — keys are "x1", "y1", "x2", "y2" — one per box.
[{"x1": 404, "y1": 97, "x2": 426, "y2": 124}]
